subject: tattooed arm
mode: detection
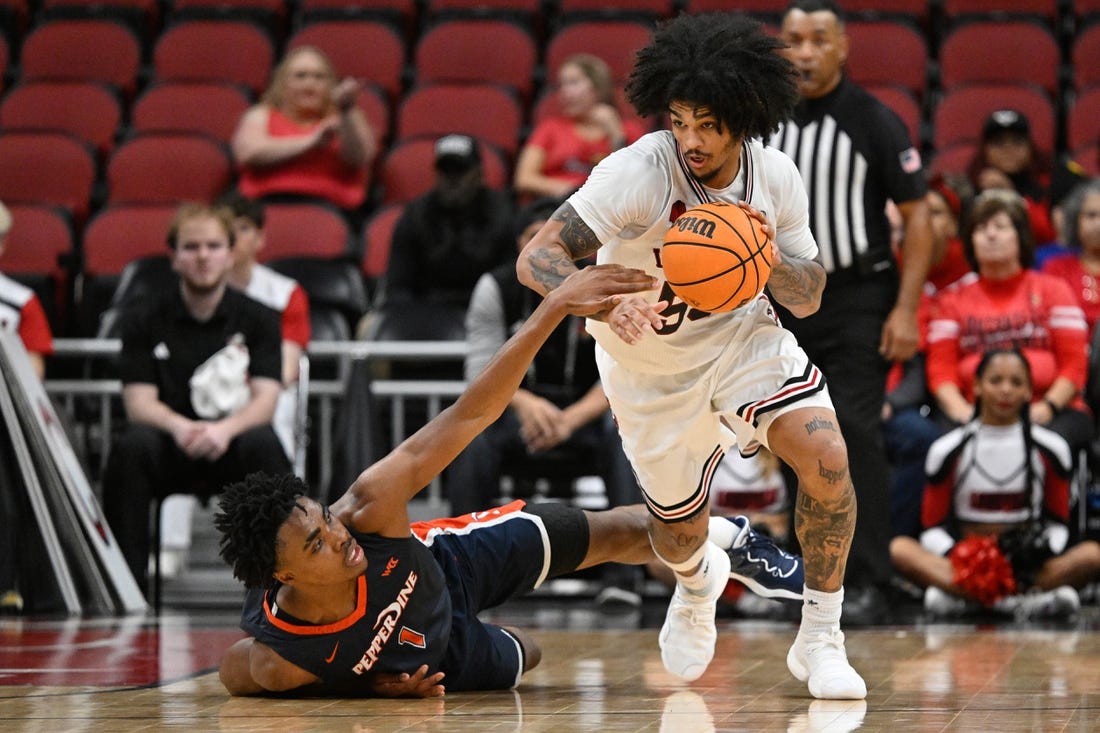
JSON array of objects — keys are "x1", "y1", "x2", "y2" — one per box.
[
  {"x1": 518, "y1": 202, "x2": 665, "y2": 343},
  {"x1": 767, "y1": 254, "x2": 826, "y2": 319},
  {"x1": 517, "y1": 202, "x2": 602, "y2": 295}
]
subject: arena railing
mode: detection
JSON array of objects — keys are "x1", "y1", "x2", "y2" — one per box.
[{"x1": 44, "y1": 338, "x2": 468, "y2": 510}]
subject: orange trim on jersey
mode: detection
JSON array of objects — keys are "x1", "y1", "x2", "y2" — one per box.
[
  {"x1": 263, "y1": 575, "x2": 368, "y2": 635},
  {"x1": 410, "y1": 499, "x2": 529, "y2": 540}
]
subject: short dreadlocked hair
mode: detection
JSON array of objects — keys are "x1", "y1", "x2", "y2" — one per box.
[
  {"x1": 625, "y1": 12, "x2": 799, "y2": 141},
  {"x1": 215, "y1": 472, "x2": 309, "y2": 589}
]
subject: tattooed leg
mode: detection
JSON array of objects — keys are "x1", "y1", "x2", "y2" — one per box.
[{"x1": 767, "y1": 407, "x2": 857, "y2": 593}]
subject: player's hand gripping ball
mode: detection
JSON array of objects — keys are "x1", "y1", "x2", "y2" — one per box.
[{"x1": 661, "y1": 201, "x2": 773, "y2": 312}]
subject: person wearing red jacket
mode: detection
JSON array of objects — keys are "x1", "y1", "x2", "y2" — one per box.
[{"x1": 925, "y1": 189, "x2": 1093, "y2": 461}]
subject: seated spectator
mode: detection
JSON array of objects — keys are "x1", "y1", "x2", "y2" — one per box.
[
  {"x1": 0, "y1": 200, "x2": 54, "y2": 614},
  {"x1": 514, "y1": 54, "x2": 647, "y2": 202},
  {"x1": 154, "y1": 193, "x2": 314, "y2": 576},
  {"x1": 447, "y1": 197, "x2": 646, "y2": 608},
  {"x1": 967, "y1": 110, "x2": 1057, "y2": 246},
  {"x1": 883, "y1": 175, "x2": 974, "y2": 538},
  {"x1": 890, "y1": 348, "x2": 1100, "y2": 619},
  {"x1": 222, "y1": 192, "x2": 311, "y2": 460},
  {"x1": 1040, "y1": 178, "x2": 1100, "y2": 335},
  {"x1": 232, "y1": 46, "x2": 376, "y2": 218},
  {"x1": 101, "y1": 203, "x2": 291, "y2": 596},
  {"x1": 381, "y1": 134, "x2": 515, "y2": 312},
  {"x1": 925, "y1": 189, "x2": 1093, "y2": 461}
]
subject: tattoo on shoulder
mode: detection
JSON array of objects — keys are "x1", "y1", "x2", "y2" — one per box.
[{"x1": 552, "y1": 203, "x2": 602, "y2": 260}]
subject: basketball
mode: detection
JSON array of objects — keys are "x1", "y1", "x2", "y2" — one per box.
[{"x1": 660, "y1": 202, "x2": 773, "y2": 313}]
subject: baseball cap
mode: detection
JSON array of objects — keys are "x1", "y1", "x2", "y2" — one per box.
[
  {"x1": 434, "y1": 134, "x2": 480, "y2": 174},
  {"x1": 982, "y1": 109, "x2": 1030, "y2": 140},
  {"x1": 0, "y1": 201, "x2": 11, "y2": 235}
]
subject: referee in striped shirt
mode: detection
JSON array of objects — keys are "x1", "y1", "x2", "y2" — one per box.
[{"x1": 769, "y1": 0, "x2": 935, "y2": 623}]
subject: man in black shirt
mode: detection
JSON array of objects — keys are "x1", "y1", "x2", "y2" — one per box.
[
  {"x1": 101, "y1": 203, "x2": 291, "y2": 596},
  {"x1": 769, "y1": 0, "x2": 935, "y2": 622}
]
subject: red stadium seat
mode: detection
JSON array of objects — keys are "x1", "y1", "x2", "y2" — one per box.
[
  {"x1": 413, "y1": 19, "x2": 537, "y2": 103},
  {"x1": 1068, "y1": 87, "x2": 1100, "y2": 152},
  {"x1": 297, "y1": 0, "x2": 417, "y2": 41},
  {"x1": 357, "y1": 84, "x2": 391, "y2": 148},
  {"x1": 20, "y1": 19, "x2": 141, "y2": 98},
  {"x1": 106, "y1": 133, "x2": 233, "y2": 206},
  {"x1": 81, "y1": 205, "x2": 177, "y2": 276},
  {"x1": 681, "y1": 0, "x2": 786, "y2": 18},
  {"x1": 942, "y1": 0, "x2": 1058, "y2": 26},
  {"x1": 0, "y1": 132, "x2": 97, "y2": 225},
  {"x1": 545, "y1": 20, "x2": 653, "y2": 83},
  {"x1": 530, "y1": 85, "x2": 657, "y2": 133},
  {"x1": 40, "y1": 0, "x2": 160, "y2": 42},
  {"x1": 130, "y1": 81, "x2": 252, "y2": 144},
  {"x1": 2, "y1": 204, "x2": 73, "y2": 278},
  {"x1": 0, "y1": 81, "x2": 121, "y2": 159},
  {"x1": 1072, "y1": 24, "x2": 1100, "y2": 92},
  {"x1": 865, "y1": 85, "x2": 922, "y2": 147},
  {"x1": 557, "y1": 0, "x2": 672, "y2": 23},
  {"x1": 939, "y1": 21, "x2": 1060, "y2": 96},
  {"x1": 259, "y1": 202, "x2": 353, "y2": 261},
  {"x1": 287, "y1": 20, "x2": 407, "y2": 102},
  {"x1": 361, "y1": 203, "x2": 404, "y2": 283},
  {"x1": 168, "y1": 0, "x2": 287, "y2": 41},
  {"x1": 845, "y1": 21, "x2": 928, "y2": 99},
  {"x1": 396, "y1": 83, "x2": 523, "y2": 159},
  {"x1": 379, "y1": 137, "x2": 508, "y2": 205},
  {"x1": 932, "y1": 85, "x2": 1056, "y2": 157},
  {"x1": 425, "y1": 0, "x2": 543, "y2": 36},
  {"x1": 2, "y1": 203, "x2": 74, "y2": 329},
  {"x1": 927, "y1": 143, "x2": 977, "y2": 178},
  {"x1": 153, "y1": 20, "x2": 274, "y2": 97}
]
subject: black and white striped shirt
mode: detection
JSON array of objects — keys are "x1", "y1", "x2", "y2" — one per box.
[{"x1": 769, "y1": 77, "x2": 925, "y2": 279}]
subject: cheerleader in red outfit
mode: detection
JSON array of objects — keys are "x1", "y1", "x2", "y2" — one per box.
[{"x1": 890, "y1": 348, "x2": 1100, "y2": 617}]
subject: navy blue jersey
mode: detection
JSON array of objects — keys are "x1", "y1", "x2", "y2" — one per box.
[
  {"x1": 241, "y1": 530, "x2": 451, "y2": 688},
  {"x1": 238, "y1": 500, "x2": 579, "y2": 694}
]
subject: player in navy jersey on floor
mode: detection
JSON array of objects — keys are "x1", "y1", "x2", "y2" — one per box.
[{"x1": 215, "y1": 262, "x2": 802, "y2": 697}]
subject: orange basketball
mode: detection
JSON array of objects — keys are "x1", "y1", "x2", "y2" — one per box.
[{"x1": 660, "y1": 201, "x2": 773, "y2": 313}]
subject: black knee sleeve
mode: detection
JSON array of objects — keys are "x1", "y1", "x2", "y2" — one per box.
[{"x1": 523, "y1": 502, "x2": 589, "y2": 579}]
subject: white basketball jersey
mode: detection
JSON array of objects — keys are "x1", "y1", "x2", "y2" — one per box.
[{"x1": 569, "y1": 131, "x2": 817, "y2": 374}]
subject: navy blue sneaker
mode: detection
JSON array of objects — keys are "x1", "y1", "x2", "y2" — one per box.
[{"x1": 725, "y1": 516, "x2": 803, "y2": 600}]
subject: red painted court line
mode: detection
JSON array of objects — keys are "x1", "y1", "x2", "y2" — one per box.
[{"x1": 0, "y1": 623, "x2": 244, "y2": 686}]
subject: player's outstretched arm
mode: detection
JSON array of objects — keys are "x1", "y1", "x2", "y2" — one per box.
[{"x1": 340, "y1": 265, "x2": 657, "y2": 537}]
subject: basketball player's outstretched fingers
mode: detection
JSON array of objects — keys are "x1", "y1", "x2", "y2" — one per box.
[
  {"x1": 608, "y1": 297, "x2": 665, "y2": 344},
  {"x1": 555, "y1": 265, "x2": 657, "y2": 317},
  {"x1": 369, "y1": 665, "x2": 446, "y2": 698}
]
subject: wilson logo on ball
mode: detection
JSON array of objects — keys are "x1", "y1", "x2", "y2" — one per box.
[{"x1": 660, "y1": 201, "x2": 773, "y2": 313}]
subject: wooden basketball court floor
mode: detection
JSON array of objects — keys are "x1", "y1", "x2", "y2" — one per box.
[{"x1": 2, "y1": 598, "x2": 1099, "y2": 732}]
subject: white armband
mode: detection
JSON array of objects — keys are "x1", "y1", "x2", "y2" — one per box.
[{"x1": 920, "y1": 526, "x2": 956, "y2": 556}]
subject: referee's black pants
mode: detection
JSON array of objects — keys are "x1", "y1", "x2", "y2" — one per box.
[
  {"x1": 777, "y1": 275, "x2": 897, "y2": 591},
  {"x1": 102, "y1": 422, "x2": 290, "y2": 595}
]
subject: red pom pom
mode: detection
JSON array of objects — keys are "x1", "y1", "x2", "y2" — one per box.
[{"x1": 949, "y1": 535, "x2": 1017, "y2": 607}]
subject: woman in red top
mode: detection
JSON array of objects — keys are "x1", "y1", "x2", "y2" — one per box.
[
  {"x1": 925, "y1": 189, "x2": 1093, "y2": 456},
  {"x1": 232, "y1": 46, "x2": 377, "y2": 212},
  {"x1": 1040, "y1": 179, "x2": 1100, "y2": 335},
  {"x1": 513, "y1": 54, "x2": 647, "y2": 202}
]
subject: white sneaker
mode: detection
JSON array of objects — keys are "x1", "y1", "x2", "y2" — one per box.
[
  {"x1": 923, "y1": 586, "x2": 969, "y2": 617},
  {"x1": 787, "y1": 628, "x2": 867, "y2": 699},
  {"x1": 994, "y1": 586, "x2": 1080, "y2": 619},
  {"x1": 787, "y1": 699, "x2": 868, "y2": 733},
  {"x1": 659, "y1": 543, "x2": 731, "y2": 681}
]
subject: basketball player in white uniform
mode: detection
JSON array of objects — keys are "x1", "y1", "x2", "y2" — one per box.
[{"x1": 518, "y1": 13, "x2": 865, "y2": 699}]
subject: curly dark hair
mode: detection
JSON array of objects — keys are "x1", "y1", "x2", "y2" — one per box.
[
  {"x1": 625, "y1": 12, "x2": 799, "y2": 141},
  {"x1": 214, "y1": 472, "x2": 309, "y2": 589}
]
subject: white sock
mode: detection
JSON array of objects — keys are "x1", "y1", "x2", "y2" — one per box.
[
  {"x1": 800, "y1": 586, "x2": 843, "y2": 635},
  {"x1": 708, "y1": 516, "x2": 737, "y2": 549},
  {"x1": 660, "y1": 544, "x2": 713, "y2": 597}
]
